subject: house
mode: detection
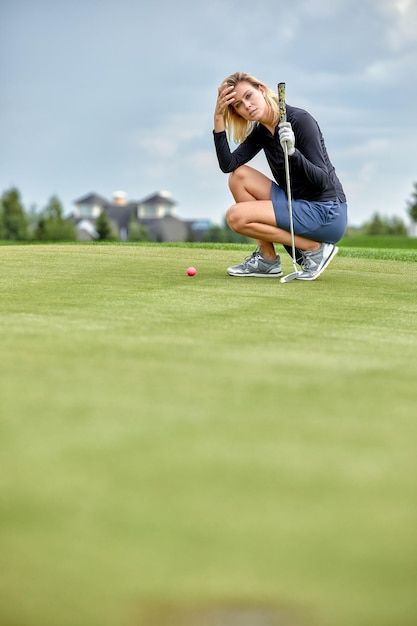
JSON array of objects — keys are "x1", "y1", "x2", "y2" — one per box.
[{"x1": 71, "y1": 190, "x2": 209, "y2": 242}]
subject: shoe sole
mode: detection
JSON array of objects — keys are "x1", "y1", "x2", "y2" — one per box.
[
  {"x1": 228, "y1": 271, "x2": 283, "y2": 277},
  {"x1": 296, "y1": 246, "x2": 339, "y2": 281}
]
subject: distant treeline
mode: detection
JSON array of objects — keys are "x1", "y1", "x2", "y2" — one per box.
[{"x1": 1, "y1": 185, "x2": 417, "y2": 242}]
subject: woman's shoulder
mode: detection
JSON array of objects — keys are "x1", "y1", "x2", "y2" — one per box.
[
  {"x1": 287, "y1": 105, "x2": 320, "y2": 134},
  {"x1": 287, "y1": 104, "x2": 314, "y2": 122}
]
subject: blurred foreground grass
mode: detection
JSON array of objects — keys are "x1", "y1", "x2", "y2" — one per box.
[{"x1": 0, "y1": 244, "x2": 416, "y2": 626}]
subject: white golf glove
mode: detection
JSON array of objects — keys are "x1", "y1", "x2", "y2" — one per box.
[{"x1": 278, "y1": 121, "x2": 295, "y2": 156}]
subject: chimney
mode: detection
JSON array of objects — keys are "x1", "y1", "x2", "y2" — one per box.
[{"x1": 113, "y1": 191, "x2": 128, "y2": 206}]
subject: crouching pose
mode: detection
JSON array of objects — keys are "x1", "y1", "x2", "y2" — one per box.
[{"x1": 213, "y1": 71, "x2": 348, "y2": 280}]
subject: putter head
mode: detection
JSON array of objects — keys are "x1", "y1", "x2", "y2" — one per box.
[{"x1": 280, "y1": 271, "x2": 301, "y2": 283}]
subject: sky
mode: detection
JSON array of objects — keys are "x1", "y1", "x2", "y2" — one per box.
[{"x1": 1, "y1": 0, "x2": 416, "y2": 227}]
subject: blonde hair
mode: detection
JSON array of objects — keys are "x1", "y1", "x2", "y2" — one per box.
[{"x1": 222, "y1": 71, "x2": 280, "y2": 144}]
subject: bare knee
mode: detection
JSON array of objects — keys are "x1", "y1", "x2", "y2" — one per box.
[
  {"x1": 228, "y1": 165, "x2": 251, "y2": 193},
  {"x1": 229, "y1": 165, "x2": 272, "y2": 203},
  {"x1": 226, "y1": 203, "x2": 243, "y2": 232}
]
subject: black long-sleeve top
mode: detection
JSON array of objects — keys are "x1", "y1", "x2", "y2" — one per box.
[{"x1": 213, "y1": 104, "x2": 346, "y2": 203}]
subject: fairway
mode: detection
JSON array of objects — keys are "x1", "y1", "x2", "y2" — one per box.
[{"x1": 1, "y1": 243, "x2": 416, "y2": 626}]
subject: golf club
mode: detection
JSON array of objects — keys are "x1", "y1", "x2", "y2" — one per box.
[{"x1": 277, "y1": 82, "x2": 302, "y2": 283}]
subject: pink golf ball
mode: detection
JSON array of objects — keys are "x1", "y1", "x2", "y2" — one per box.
[{"x1": 187, "y1": 266, "x2": 197, "y2": 276}]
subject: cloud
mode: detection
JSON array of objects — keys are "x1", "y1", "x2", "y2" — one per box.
[
  {"x1": 0, "y1": 0, "x2": 416, "y2": 226},
  {"x1": 344, "y1": 137, "x2": 391, "y2": 158},
  {"x1": 382, "y1": 0, "x2": 417, "y2": 50}
]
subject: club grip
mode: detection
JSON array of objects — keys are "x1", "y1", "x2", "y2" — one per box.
[{"x1": 278, "y1": 82, "x2": 286, "y2": 123}]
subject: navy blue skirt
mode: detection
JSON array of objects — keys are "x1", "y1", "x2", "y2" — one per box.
[{"x1": 272, "y1": 182, "x2": 348, "y2": 243}]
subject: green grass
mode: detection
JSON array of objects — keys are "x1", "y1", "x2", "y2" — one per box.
[
  {"x1": 340, "y1": 235, "x2": 417, "y2": 249},
  {"x1": 0, "y1": 244, "x2": 416, "y2": 626}
]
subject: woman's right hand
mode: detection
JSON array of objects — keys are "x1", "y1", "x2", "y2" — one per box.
[{"x1": 214, "y1": 83, "x2": 236, "y2": 131}]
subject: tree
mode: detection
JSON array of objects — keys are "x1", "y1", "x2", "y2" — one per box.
[
  {"x1": 203, "y1": 217, "x2": 251, "y2": 243},
  {"x1": 127, "y1": 217, "x2": 151, "y2": 242},
  {"x1": 202, "y1": 224, "x2": 227, "y2": 242},
  {"x1": 406, "y1": 182, "x2": 417, "y2": 224},
  {"x1": 0, "y1": 187, "x2": 30, "y2": 240},
  {"x1": 363, "y1": 212, "x2": 407, "y2": 236},
  {"x1": 387, "y1": 216, "x2": 408, "y2": 236},
  {"x1": 34, "y1": 195, "x2": 76, "y2": 241},
  {"x1": 95, "y1": 210, "x2": 118, "y2": 241}
]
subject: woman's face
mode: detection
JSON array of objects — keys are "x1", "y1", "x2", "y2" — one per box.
[{"x1": 231, "y1": 81, "x2": 268, "y2": 122}]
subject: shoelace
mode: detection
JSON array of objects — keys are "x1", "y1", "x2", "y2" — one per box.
[
  {"x1": 300, "y1": 250, "x2": 320, "y2": 271},
  {"x1": 301, "y1": 252, "x2": 313, "y2": 270},
  {"x1": 244, "y1": 250, "x2": 261, "y2": 265}
]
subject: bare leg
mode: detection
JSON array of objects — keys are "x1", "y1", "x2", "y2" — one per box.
[
  {"x1": 227, "y1": 165, "x2": 320, "y2": 255},
  {"x1": 226, "y1": 200, "x2": 321, "y2": 251},
  {"x1": 228, "y1": 166, "x2": 277, "y2": 260}
]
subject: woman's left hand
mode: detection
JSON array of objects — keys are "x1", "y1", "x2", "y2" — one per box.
[{"x1": 278, "y1": 121, "x2": 295, "y2": 156}]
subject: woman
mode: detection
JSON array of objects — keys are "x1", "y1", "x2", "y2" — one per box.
[{"x1": 213, "y1": 71, "x2": 347, "y2": 280}]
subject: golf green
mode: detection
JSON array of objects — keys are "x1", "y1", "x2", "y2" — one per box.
[{"x1": 0, "y1": 244, "x2": 416, "y2": 626}]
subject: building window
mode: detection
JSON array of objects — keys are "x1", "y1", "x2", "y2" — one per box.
[{"x1": 78, "y1": 203, "x2": 93, "y2": 217}]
